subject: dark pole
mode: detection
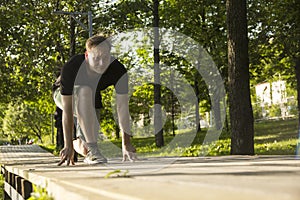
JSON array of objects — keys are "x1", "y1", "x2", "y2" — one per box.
[
  {"x1": 53, "y1": 11, "x2": 93, "y2": 37},
  {"x1": 69, "y1": 16, "x2": 76, "y2": 57},
  {"x1": 170, "y1": 71, "x2": 176, "y2": 136},
  {"x1": 153, "y1": 0, "x2": 164, "y2": 147},
  {"x1": 88, "y1": 11, "x2": 93, "y2": 37}
]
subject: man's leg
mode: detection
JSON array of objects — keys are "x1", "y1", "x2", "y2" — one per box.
[
  {"x1": 75, "y1": 86, "x2": 106, "y2": 164},
  {"x1": 73, "y1": 137, "x2": 87, "y2": 156},
  {"x1": 73, "y1": 107, "x2": 102, "y2": 156},
  {"x1": 75, "y1": 86, "x2": 98, "y2": 143}
]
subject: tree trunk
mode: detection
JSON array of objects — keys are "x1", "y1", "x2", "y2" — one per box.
[
  {"x1": 153, "y1": 0, "x2": 164, "y2": 147},
  {"x1": 295, "y1": 60, "x2": 300, "y2": 127},
  {"x1": 294, "y1": 59, "x2": 300, "y2": 155},
  {"x1": 226, "y1": 0, "x2": 254, "y2": 155}
]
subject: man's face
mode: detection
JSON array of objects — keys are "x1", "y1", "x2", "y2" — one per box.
[{"x1": 85, "y1": 44, "x2": 111, "y2": 74}]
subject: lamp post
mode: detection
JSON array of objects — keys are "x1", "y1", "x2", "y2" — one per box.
[{"x1": 53, "y1": 10, "x2": 93, "y2": 37}]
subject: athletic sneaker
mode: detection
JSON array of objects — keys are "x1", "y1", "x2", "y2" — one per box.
[{"x1": 84, "y1": 143, "x2": 107, "y2": 164}]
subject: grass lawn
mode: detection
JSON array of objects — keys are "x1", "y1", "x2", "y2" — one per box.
[
  {"x1": 101, "y1": 118, "x2": 299, "y2": 157},
  {"x1": 6, "y1": 118, "x2": 299, "y2": 158},
  {"x1": 254, "y1": 118, "x2": 299, "y2": 154}
]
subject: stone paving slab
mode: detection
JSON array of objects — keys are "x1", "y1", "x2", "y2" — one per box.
[{"x1": 1, "y1": 145, "x2": 300, "y2": 200}]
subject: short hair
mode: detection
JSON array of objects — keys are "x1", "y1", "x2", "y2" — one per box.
[{"x1": 85, "y1": 34, "x2": 111, "y2": 51}]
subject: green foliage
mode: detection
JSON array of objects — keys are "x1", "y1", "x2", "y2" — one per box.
[
  {"x1": 254, "y1": 118, "x2": 298, "y2": 154},
  {"x1": 0, "y1": 103, "x2": 7, "y2": 139},
  {"x1": 255, "y1": 139, "x2": 297, "y2": 155},
  {"x1": 179, "y1": 139, "x2": 231, "y2": 157},
  {"x1": 104, "y1": 169, "x2": 130, "y2": 178},
  {"x1": 39, "y1": 144, "x2": 60, "y2": 156},
  {"x1": 28, "y1": 185, "x2": 54, "y2": 200},
  {"x1": 130, "y1": 84, "x2": 154, "y2": 125},
  {"x1": 287, "y1": 100, "x2": 298, "y2": 116},
  {"x1": 0, "y1": 174, "x2": 4, "y2": 198},
  {"x1": 268, "y1": 104, "x2": 281, "y2": 118},
  {"x1": 99, "y1": 86, "x2": 120, "y2": 139},
  {"x1": 93, "y1": 0, "x2": 152, "y2": 33},
  {"x1": 0, "y1": 0, "x2": 299, "y2": 149},
  {"x1": 2, "y1": 99, "x2": 52, "y2": 144},
  {"x1": 0, "y1": 0, "x2": 67, "y2": 104},
  {"x1": 248, "y1": 0, "x2": 299, "y2": 86},
  {"x1": 252, "y1": 103, "x2": 263, "y2": 120}
]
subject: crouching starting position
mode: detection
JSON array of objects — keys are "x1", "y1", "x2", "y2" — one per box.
[{"x1": 53, "y1": 34, "x2": 136, "y2": 165}]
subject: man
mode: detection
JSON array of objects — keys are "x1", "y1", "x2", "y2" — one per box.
[{"x1": 53, "y1": 34, "x2": 136, "y2": 165}]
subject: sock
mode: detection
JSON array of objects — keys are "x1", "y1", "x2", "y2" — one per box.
[{"x1": 86, "y1": 142, "x2": 98, "y2": 153}]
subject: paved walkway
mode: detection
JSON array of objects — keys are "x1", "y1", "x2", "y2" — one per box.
[{"x1": 1, "y1": 145, "x2": 300, "y2": 200}]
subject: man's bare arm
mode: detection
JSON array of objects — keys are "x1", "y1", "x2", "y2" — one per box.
[
  {"x1": 116, "y1": 94, "x2": 130, "y2": 135},
  {"x1": 61, "y1": 95, "x2": 74, "y2": 146},
  {"x1": 58, "y1": 95, "x2": 75, "y2": 166},
  {"x1": 116, "y1": 94, "x2": 137, "y2": 161}
]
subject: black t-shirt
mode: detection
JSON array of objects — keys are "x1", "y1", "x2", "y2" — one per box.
[{"x1": 53, "y1": 54, "x2": 128, "y2": 108}]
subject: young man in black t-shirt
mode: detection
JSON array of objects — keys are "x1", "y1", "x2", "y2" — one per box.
[{"x1": 53, "y1": 35, "x2": 136, "y2": 165}]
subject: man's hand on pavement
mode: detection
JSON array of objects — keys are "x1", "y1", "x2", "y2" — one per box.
[
  {"x1": 58, "y1": 146, "x2": 75, "y2": 166},
  {"x1": 122, "y1": 144, "x2": 137, "y2": 162}
]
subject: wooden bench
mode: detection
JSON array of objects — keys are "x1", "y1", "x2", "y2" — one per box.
[
  {"x1": 0, "y1": 145, "x2": 55, "y2": 199},
  {"x1": 1, "y1": 145, "x2": 300, "y2": 200}
]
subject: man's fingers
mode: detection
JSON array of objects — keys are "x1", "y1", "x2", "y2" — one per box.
[
  {"x1": 57, "y1": 157, "x2": 66, "y2": 166},
  {"x1": 127, "y1": 156, "x2": 134, "y2": 162},
  {"x1": 57, "y1": 157, "x2": 75, "y2": 166},
  {"x1": 122, "y1": 153, "x2": 128, "y2": 162},
  {"x1": 57, "y1": 148, "x2": 76, "y2": 166},
  {"x1": 127, "y1": 152, "x2": 134, "y2": 162},
  {"x1": 66, "y1": 157, "x2": 75, "y2": 166},
  {"x1": 122, "y1": 151, "x2": 137, "y2": 162},
  {"x1": 122, "y1": 152, "x2": 128, "y2": 162}
]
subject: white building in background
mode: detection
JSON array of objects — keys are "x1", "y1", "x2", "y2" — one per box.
[
  {"x1": 255, "y1": 82, "x2": 272, "y2": 106},
  {"x1": 255, "y1": 81, "x2": 287, "y2": 106},
  {"x1": 255, "y1": 80, "x2": 288, "y2": 118},
  {"x1": 272, "y1": 81, "x2": 287, "y2": 105}
]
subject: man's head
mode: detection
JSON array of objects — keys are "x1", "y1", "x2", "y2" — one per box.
[{"x1": 85, "y1": 34, "x2": 111, "y2": 74}]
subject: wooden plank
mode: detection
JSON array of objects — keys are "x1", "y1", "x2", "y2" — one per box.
[
  {"x1": 15, "y1": 176, "x2": 22, "y2": 196},
  {"x1": 4, "y1": 182, "x2": 24, "y2": 200},
  {"x1": 0, "y1": 145, "x2": 52, "y2": 200},
  {"x1": 1, "y1": 145, "x2": 300, "y2": 200}
]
